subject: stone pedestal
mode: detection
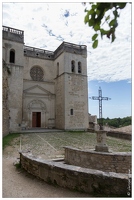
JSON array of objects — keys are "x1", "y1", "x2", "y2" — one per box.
[{"x1": 95, "y1": 130, "x2": 109, "y2": 152}]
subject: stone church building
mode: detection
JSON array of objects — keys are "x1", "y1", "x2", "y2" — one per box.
[{"x1": 2, "y1": 26, "x2": 89, "y2": 135}]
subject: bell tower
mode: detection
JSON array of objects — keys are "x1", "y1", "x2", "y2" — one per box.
[
  {"x1": 54, "y1": 42, "x2": 88, "y2": 130},
  {"x1": 2, "y1": 26, "x2": 24, "y2": 132}
]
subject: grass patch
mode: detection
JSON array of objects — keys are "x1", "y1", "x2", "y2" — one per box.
[
  {"x1": 3, "y1": 133, "x2": 20, "y2": 150},
  {"x1": 15, "y1": 162, "x2": 21, "y2": 169},
  {"x1": 106, "y1": 136, "x2": 132, "y2": 152}
]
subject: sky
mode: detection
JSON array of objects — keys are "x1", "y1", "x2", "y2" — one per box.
[{"x1": 2, "y1": 1, "x2": 132, "y2": 119}]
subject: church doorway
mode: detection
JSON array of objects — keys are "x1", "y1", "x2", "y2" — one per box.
[{"x1": 32, "y1": 112, "x2": 41, "y2": 127}]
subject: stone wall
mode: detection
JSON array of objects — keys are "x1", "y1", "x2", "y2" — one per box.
[
  {"x1": 8, "y1": 65, "x2": 23, "y2": 132},
  {"x1": 3, "y1": 26, "x2": 24, "y2": 44},
  {"x1": 2, "y1": 25, "x2": 89, "y2": 132},
  {"x1": 88, "y1": 130, "x2": 132, "y2": 140},
  {"x1": 23, "y1": 80, "x2": 55, "y2": 128},
  {"x1": 3, "y1": 35, "x2": 24, "y2": 132},
  {"x1": 64, "y1": 146, "x2": 131, "y2": 174},
  {"x1": 65, "y1": 74, "x2": 88, "y2": 130},
  {"x1": 107, "y1": 131, "x2": 131, "y2": 140},
  {"x1": 55, "y1": 75, "x2": 65, "y2": 129},
  {"x1": 88, "y1": 114, "x2": 97, "y2": 129},
  {"x1": 2, "y1": 60, "x2": 9, "y2": 136},
  {"x1": 20, "y1": 152, "x2": 131, "y2": 196}
]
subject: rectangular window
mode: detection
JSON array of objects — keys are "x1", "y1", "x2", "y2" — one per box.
[{"x1": 70, "y1": 109, "x2": 73, "y2": 115}]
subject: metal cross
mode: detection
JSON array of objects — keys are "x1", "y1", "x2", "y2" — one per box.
[{"x1": 90, "y1": 87, "x2": 111, "y2": 130}]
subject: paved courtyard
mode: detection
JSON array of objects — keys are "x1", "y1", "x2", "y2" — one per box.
[{"x1": 4, "y1": 130, "x2": 131, "y2": 160}]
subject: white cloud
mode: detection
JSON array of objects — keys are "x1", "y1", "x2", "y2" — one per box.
[{"x1": 2, "y1": 2, "x2": 131, "y2": 82}]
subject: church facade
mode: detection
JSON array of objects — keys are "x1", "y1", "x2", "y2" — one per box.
[{"x1": 2, "y1": 26, "x2": 89, "y2": 133}]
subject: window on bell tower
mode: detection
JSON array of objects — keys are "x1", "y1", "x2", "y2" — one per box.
[
  {"x1": 9, "y1": 49, "x2": 15, "y2": 63},
  {"x1": 78, "y1": 61, "x2": 82, "y2": 73},
  {"x1": 71, "y1": 60, "x2": 75, "y2": 73}
]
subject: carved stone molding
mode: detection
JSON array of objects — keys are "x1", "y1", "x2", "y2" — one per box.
[{"x1": 27, "y1": 99, "x2": 47, "y2": 114}]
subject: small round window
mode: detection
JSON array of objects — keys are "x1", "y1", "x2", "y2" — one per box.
[{"x1": 30, "y1": 66, "x2": 44, "y2": 81}]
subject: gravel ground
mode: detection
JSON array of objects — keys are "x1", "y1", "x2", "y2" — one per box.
[
  {"x1": 3, "y1": 157, "x2": 91, "y2": 198},
  {"x1": 2, "y1": 130, "x2": 131, "y2": 198},
  {"x1": 2, "y1": 131, "x2": 92, "y2": 198}
]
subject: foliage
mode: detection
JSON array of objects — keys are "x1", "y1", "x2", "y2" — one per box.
[
  {"x1": 98, "y1": 116, "x2": 131, "y2": 128},
  {"x1": 3, "y1": 133, "x2": 20, "y2": 149},
  {"x1": 84, "y1": 2, "x2": 127, "y2": 48},
  {"x1": 15, "y1": 162, "x2": 21, "y2": 169}
]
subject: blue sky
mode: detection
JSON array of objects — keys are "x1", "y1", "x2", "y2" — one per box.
[
  {"x1": 88, "y1": 80, "x2": 131, "y2": 118},
  {"x1": 2, "y1": 1, "x2": 132, "y2": 119}
]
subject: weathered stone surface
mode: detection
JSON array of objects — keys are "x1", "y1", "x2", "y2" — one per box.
[
  {"x1": 64, "y1": 146, "x2": 131, "y2": 174},
  {"x1": 20, "y1": 152, "x2": 131, "y2": 196},
  {"x1": 2, "y1": 26, "x2": 88, "y2": 133},
  {"x1": 95, "y1": 131, "x2": 109, "y2": 152},
  {"x1": 2, "y1": 60, "x2": 9, "y2": 136}
]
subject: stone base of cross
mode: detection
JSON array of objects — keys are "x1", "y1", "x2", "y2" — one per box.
[{"x1": 95, "y1": 130, "x2": 109, "y2": 152}]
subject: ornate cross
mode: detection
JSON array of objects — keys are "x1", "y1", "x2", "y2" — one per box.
[{"x1": 90, "y1": 87, "x2": 111, "y2": 130}]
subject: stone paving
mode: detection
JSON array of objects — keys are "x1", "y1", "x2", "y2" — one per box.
[
  {"x1": 19, "y1": 131, "x2": 96, "y2": 160},
  {"x1": 5, "y1": 130, "x2": 131, "y2": 161}
]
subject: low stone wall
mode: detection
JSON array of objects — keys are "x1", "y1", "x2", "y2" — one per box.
[
  {"x1": 88, "y1": 129, "x2": 131, "y2": 140},
  {"x1": 107, "y1": 131, "x2": 131, "y2": 140},
  {"x1": 20, "y1": 152, "x2": 131, "y2": 196},
  {"x1": 64, "y1": 147, "x2": 131, "y2": 174}
]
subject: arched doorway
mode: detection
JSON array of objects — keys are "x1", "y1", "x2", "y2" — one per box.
[{"x1": 27, "y1": 99, "x2": 47, "y2": 128}]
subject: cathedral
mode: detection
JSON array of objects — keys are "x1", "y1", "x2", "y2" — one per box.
[{"x1": 2, "y1": 26, "x2": 89, "y2": 134}]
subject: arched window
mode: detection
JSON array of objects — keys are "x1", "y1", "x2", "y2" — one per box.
[
  {"x1": 71, "y1": 60, "x2": 75, "y2": 72},
  {"x1": 30, "y1": 66, "x2": 44, "y2": 81},
  {"x1": 78, "y1": 62, "x2": 82, "y2": 73},
  {"x1": 9, "y1": 49, "x2": 15, "y2": 63}
]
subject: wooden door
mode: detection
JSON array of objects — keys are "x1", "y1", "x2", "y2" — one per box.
[
  {"x1": 32, "y1": 112, "x2": 41, "y2": 127},
  {"x1": 36, "y1": 112, "x2": 41, "y2": 127}
]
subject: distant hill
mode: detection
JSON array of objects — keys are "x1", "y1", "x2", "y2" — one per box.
[{"x1": 110, "y1": 125, "x2": 132, "y2": 134}]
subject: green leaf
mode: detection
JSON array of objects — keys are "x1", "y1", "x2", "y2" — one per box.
[
  {"x1": 92, "y1": 33, "x2": 98, "y2": 41},
  {"x1": 94, "y1": 23, "x2": 100, "y2": 31},
  {"x1": 92, "y1": 4, "x2": 97, "y2": 10},
  {"x1": 118, "y1": 3, "x2": 127, "y2": 9},
  {"x1": 88, "y1": 9, "x2": 94, "y2": 15},
  {"x1": 113, "y1": 10, "x2": 119, "y2": 18},
  {"x1": 92, "y1": 39, "x2": 98, "y2": 49},
  {"x1": 106, "y1": 15, "x2": 110, "y2": 21},
  {"x1": 100, "y1": 28, "x2": 109, "y2": 35},
  {"x1": 84, "y1": 14, "x2": 89, "y2": 24},
  {"x1": 96, "y1": 9, "x2": 100, "y2": 15},
  {"x1": 109, "y1": 19, "x2": 116, "y2": 27},
  {"x1": 88, "y1": 19, "x2": 94, "y2": 27}
]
